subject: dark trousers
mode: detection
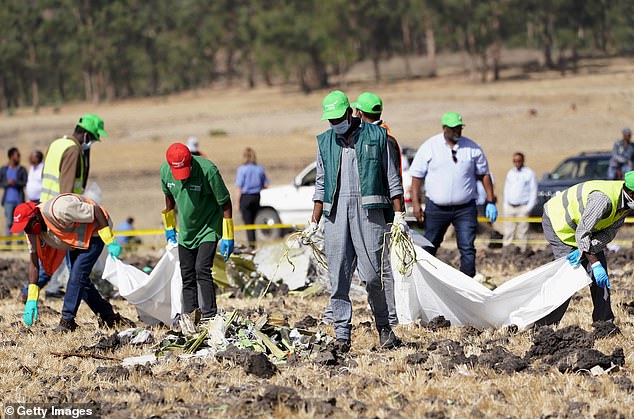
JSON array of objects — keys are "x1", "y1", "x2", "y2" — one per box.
[
  {"x1": 178, "y1": 241, "x2": 217, "y2": 319},
  {"x1": 240, "y1": 193, "x2": 260, "y2": 245},
  {"x1": 62, "y1": 237, "x2": 115, "y2": 321},
  {"x1": 423, "y1": 199, "x2": 478, "y2": 277},
  {"x1": 537, "y1": 214, "x2": 614, "y2": 325}
]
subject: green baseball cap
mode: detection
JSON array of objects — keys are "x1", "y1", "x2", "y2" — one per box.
[
  {"x1": 352, "y1": 92, "x2": 383, "y2": 114},
  {"x1": 625, "y1": 171, "x2": 634, "y2": 190},
  {"x1": 441, "y1": 112, "x2": 464, "y2": 128},
  {"x1": 321, "y1": 90, "x2": 350, "y2": 120},
  {"x1": 77, "y1": 113, "x2": 108, "y2": 140}
]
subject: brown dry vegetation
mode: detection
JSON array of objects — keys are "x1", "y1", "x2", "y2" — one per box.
[
  {"x1": 0, "y1": 57, "x2": 634, "y2": 417},
  {"x1": 0, "y1": 255, "x2": 633, "y2": 417}
]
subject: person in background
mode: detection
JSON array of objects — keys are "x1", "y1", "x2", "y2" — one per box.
[
  {"x1": 187, "y1": 136, "x2": 206, "y2": 158},
  {"x1": 503, "y1": 152, "x2": 537, "y2": 250},
  {"x1": 235, "y1": 147, "x2": 269, "y2": 249},
  {"x1": 161, "y1": 142, "x2": 233, "y2": 322},
  {"x1": 25, "y1": 150, "x2": 44, "y2": 203},
  {"x1": 607, "y1": 128, "x2": 633, "y2": 180},
  {"x1": 409, "y1": 112, "x2": 498, "y2": 278},
  {"x1": 115, "y1": 217, "x2": 140, "y2": 246},
  {"x1": 1, "y1": 147, "x2": 27, "y2": 240}
]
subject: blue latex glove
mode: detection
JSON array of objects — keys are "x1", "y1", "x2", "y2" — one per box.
[
  {"x1": 107, "y1": 242, "x2": 122, "y2": 259},
  {"x1": 591, "y1": 263, "x2": 610, "y2": 289},
  {"x1": 566, "y1": 249, "x2": 582, "y2": 266},
  {"x1": 485, "y1": 203, "x2": 498, "y2": 223},
  {"x1": 219, "y1": 239, "x2": 234, "y2": 261},
  {"x1": 165, "y1": 229, "x2": 177, "y2": 245},
  {"x1": 24, "y1": 299, "x2": 38, "y2": 326}
]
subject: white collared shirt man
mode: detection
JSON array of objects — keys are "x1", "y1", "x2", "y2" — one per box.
[{"x1": 503, "y1": 152, "x2": 537, "y2": 249}]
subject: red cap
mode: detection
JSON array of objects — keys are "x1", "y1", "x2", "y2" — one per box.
[
  {"x1": 166, "y1": 143, "x2": 192, "y2": 180},
  {"x1": 10, "y1": 202, "x2": 38, "y2": 233}
]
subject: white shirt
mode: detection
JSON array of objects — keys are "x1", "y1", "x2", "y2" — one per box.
[
  {"x1": 26, "y1": 162, "x2": 44, "y2": 201},
  {"x1": 409, "y1": 133, "x2": 490, "y2": 205},
  {"x1": 503, "y1": 166, "x2": 537, "y2": 210}
]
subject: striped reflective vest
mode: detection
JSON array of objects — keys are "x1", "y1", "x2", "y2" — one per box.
[
  {"x1": 545, "y1": 180, "x2": 625, "y2": 246},
  {"x1": 317, "y1": 123, "x2": 390, "y2": 216},
  {"x1": 40, "y1": 137, "x2": 84, "y2": 202},
  {"x1": 38, "y1": 193, "x2": 107, "y2": 250}
]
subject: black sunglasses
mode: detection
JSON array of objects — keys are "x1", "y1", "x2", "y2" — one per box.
[{"x1": 451, "y1": 149, "x2": 457, "y2": 163}]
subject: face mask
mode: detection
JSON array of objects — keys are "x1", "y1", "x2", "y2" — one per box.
[{"x1": 331, "y1": 119, "x2": 350, "y2": 135}]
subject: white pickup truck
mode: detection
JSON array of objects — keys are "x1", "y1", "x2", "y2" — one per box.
[{"x1": 254, "y1": 146, "x2": 420, "y2": 241}]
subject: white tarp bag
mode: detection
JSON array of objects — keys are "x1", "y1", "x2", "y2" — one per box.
[
  {"x1": 103, "y1": 245, "x2": 182, "y2": 325},
  {"x1": 393, "y1": 244, "x2": 591, "y2": 330}
]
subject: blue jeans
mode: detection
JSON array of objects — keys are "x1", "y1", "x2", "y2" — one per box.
[
  {"x1": 423, "y1": 199, "x2": 478, "y2": 277},
  {"x1": 61, "y1": 237, "x2": 115, "y2": 321},
  {"x1": 4, "y1": 201, "x2": 19, "y2": 237}
]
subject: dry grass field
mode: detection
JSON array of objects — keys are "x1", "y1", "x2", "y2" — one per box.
[{"x1": 0, "y1": 56, "x2": 634, "y2": 418}]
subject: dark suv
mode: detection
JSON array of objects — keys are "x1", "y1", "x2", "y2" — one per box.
[{"x1": 530, "y1": 151, "x2": 612, "y2": 218}]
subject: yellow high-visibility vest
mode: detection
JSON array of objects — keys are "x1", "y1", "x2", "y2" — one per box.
[
  {"x1": 40, "y1": 137, "x2": 84, "y2": 202},
  {"x1": 545, "y1": 180, "x2": 625, "y2": 246}
]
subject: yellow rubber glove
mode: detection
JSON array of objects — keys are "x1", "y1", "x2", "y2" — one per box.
[
  {"x1": 161, "y1": 209, "x2": 177, "y2": 244},
  {"x1": 219, "y1": 218, "x2": 234, "y2": 261},
  {"x1": 24, "y1": 284, "x2": 39, "y2": 326},
  {"x1": 161, "y1": 209, "x2": 176, "y2": 230},
  {"x1": 98, "y1": 226, "x2": 122, "y2": 258},
  {"x1": 222, "y1": 218, "x2": 235, "y2": 240}
]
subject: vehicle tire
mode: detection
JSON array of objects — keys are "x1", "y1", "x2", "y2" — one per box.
[{"x1": 254, "y1": 207, "x2": 283, "y2": 242}]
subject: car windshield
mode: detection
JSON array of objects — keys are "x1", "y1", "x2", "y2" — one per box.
[
  {"x1": 551, "y1": 160, "x2": 577, "y2": 180},
  {"x1": 578, "y1": 158, "x2": 609, "y2": 179},
  {"x1": 300, "y1": 168, "x2": 316, "y2": 186},
  {"x1": 551, "y1": 157, "x2": 610, "y2": 180}
]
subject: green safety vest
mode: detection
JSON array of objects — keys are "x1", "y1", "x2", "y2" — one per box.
[
  {"x1": 317, "y1": 123, "x2": 390, "y2": 216},
  {"x1": 40, "y1": 137, "x2": 84, "y2": 202},
  {"x1": 545, "y1": 180, "x2": 625, "y2": 246}
]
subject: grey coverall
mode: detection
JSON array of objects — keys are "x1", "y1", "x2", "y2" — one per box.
[{"x1": 314, "y1": 122, "x2": 403, "y2": 340}]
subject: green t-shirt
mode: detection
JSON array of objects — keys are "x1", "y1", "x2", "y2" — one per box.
[{"x1": 160, "y1": 156, "x2": 231, "y2": 249}]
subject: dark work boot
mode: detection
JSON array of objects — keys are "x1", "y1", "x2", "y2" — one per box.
[
  {"x1": 99, "y1": 312, "x2": 136, "y2": 329},
  {"x1": 334, "y1": 338, "x2": 351, "y2": 354},
  {"x1": 53, "y1": 318, "x2": 78, "y2": 333},
  {"x1": 379, "y1": 327, "x2": 402, "y2": 350}
]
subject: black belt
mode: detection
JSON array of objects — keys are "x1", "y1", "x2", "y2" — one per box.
[{"x1": 508, "y1": 203, "x2": 527, "y2": 207}]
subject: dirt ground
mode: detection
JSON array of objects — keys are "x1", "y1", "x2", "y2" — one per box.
[
  {"x1": 0, "y1": 250, "x2": 633, "y2": 417},
  {"x1": 1, "y1": 56, "x2": 634, "y2": 417}
]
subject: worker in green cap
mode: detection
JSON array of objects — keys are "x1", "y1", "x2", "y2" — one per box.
[
  {"x1": 352, "y1": 91, "x2": 403, "y2": 326},
  {"x1": 19, "y1": 113, "x2": 108, "y2": 302},
  {"x1": 305, "y1": 90, "x2": 405, "y2": 353},
  {"x1": 409, "y1": 112, "x2": 497, "y2": 278},
  {"x1": 538, "y1": 171, "x2": 634, "y2": 325}
]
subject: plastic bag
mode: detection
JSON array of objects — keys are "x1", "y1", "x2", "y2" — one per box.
[{"x1": 392, "y1": 245, "x2": 591, "y2": 330}]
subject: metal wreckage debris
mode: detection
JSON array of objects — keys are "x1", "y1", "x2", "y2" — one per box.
[{"x1": 122, "y1": 310, "x2": 332, "y2": 367}]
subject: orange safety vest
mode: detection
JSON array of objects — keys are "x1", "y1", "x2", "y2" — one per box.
[
  {"x1": 35, "y1": 236, "x2": 67, "y2": 276},
  {"x1": 38, "y1": 193, "x2": 108, "y2": 250}
]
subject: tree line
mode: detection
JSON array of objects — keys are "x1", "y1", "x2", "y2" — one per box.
[{"x1": 1, "y1": 0, "x2": 633, "y2": 112}]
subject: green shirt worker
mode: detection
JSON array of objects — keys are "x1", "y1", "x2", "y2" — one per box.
[
  {"x1": 161, "y1": 143, "x2": 233, "y2": 322},
  {"x1": 538, "y1": 172, "x2": 634, "y2": 325}
]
